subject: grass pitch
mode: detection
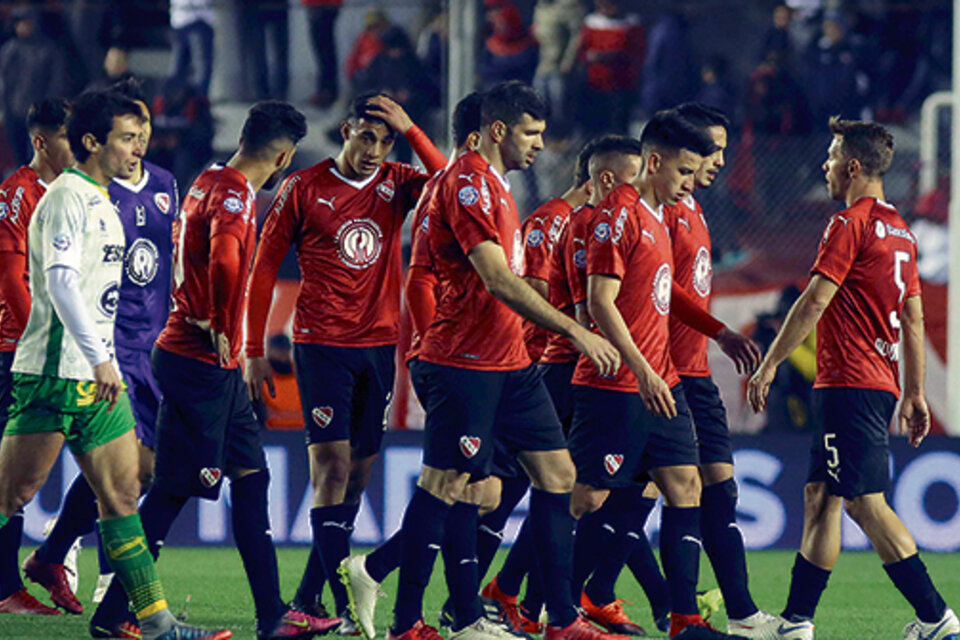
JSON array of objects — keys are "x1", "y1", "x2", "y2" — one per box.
[{"x1": 2, "y1": 546, "x2": 959, "y2": 639}]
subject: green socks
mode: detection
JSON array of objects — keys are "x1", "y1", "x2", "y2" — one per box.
[{"x1": 98, "y1": 514, "x2": 168, "y2": 619}]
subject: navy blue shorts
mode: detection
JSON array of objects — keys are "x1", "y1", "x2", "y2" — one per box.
[
  {"x1": 413, "y1": 360, "x2": 565, "y2": 478},
  {"x1": 539, "y1": 361, "x2": 577, "y2": 433},
  {"x1": 152, "y1": 347, "x2": 266, "y2": 500},
  {"x1": 808, "y1": 387, "x2": 896, "y2": 499},
  {"x1": 569, "y1": 384, "x2": 699, "y2": 489},
  {"x1": 117, "y1": 347, "x2": 160, "y2": 449},
  {"x1": 0, "y1": 351, "x2": 12, "y2": 434},
  {"x1": 294, "y1": 343, "x2": 395, "y2": 458},
  {"x1": 681, "y1": 375, "x2": 733, "y2": 466}
]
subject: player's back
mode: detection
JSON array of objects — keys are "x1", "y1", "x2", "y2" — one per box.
[
  {"x1": 540, "y1": 206, "x2": 580, "y2": 364},
  {"x1": 405, "y1": 168, "x2": 444, "y2": 362},
  {"x1": 521, "y1": 197, "x2": 571, "y2": 362}
]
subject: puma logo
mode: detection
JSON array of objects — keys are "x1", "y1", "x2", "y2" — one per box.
[
  {"x1": 837, "y1": 214, "x2": 851, "y2": 226},
  {"x1": 317, "y1": 196, "x2": 336, "y2": 210},
  {"x1": 677, "y1": 217, "x2": 691, "y2": 230}
]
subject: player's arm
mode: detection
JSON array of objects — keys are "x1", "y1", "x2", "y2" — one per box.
[
  {"x1": 670, "y1": 282, "x2": 762, "y2": 374},
  {"x1": 747, "y1": 274, "x2": 839, "y2": 412},
  {"x1": 209, "y1": 233, "x2": 242, "y2": 368},
  {"x1": 900, "y1": 295, "x2": 930, "y2": 446},
  {"x1": 405, "y1": 265, "x2": 438, "y2": 337},
  {"x1": 524, "y1": 277, "x2": 548, "y2": 300},
  {"x1": 588, "y1": 274, "x2": 676, "y2": 417},
  {"x1": 468, "y1": 240, "x2": 619, "y2": 376},
  {"x1": 365, "y1": 95, "x2": 447, "y2": 173},
  {"x1": 0, "y1": 251, "x2": 30, "y2": 328}
]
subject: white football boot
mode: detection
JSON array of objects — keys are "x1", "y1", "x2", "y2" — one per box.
[{"x1": 902, "y1": 608, "x2": 960, "y2": 640}]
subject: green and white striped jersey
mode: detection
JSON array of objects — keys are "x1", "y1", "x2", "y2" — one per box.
[{"x1": 12, "y1": 169, "x2": 125, "y2": 381}]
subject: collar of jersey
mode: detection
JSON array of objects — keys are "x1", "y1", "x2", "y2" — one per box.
[
  {"x1": 488, "y1": 163, "x2": 511, "y2": 192},
  {"x1": 330, "y1": 162, "x2": 381, "y2": 190},
  {"x1": 637, "y1": 195, "x2": 663, "y2": 224},
  {"x1": 65, "y1": 167, "x2": 109, "y2": 198},
  {"x1": 112, "y1": 165, "x2": 151, "y2": 193}
]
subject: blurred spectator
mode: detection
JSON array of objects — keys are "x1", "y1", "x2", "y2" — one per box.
[
  {"x1": 150, "y1": 75, "x2": 214, "y2": 191},
  {"x1": 803, "y1": 14, "x2": 867, "y2": 122},
  {"x1": 0, "y1": 9, "x2": 68, "y2": 166},
  {"x1": 478, "y1": 0, "x2": 539, "y2": 90},
  {"x1": 239, "y1": 0, "x2": 289, "y2": 100},
  {"x1": 575, "y1": 0, "x2": 643, "y2": 137},
  {"x1": 346, "y1": 8, "x2": 389, "y2": 94},
  {"x1": 746, "y1": 51, "x2": 809, "y2": 136},
  {"x1": 760, "y1": 5, "x2": 794, "y2": 64},
  {"x1": 303, "y1": 0, "x2": 344, "y2": 108},
  {"x1": 641, "y1": 9, "x2": 695, "y2": 116},
  {"x1": 416, "y1": 3, "x2": 446, "y2": 85},
  {"x1": 170, "y1": 0, "x2": 215, "y2": 97},
  {"x1": 257, "y1": 334, "x2": 304, "y2": 431},
  {"x1": 696, "y1": 57, "x2": 734, "y2": 119},
  {"x1": 86, "y1": 45, "x2": 138, "y2": 93},
  {"x1": 533, "y1": 0, "x2": 584, "y2": 130}
]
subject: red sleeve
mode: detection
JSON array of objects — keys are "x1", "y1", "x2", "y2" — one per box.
[
  {"x1": 0, "y1": 251, "x2": 30, "y2": 330},
  {"x1": 522, "y1": 216, "x2": 550, "y2": 281},
  {"x1": 0, "y1": 196, "x2": 27, "y2": 255},
  {"x1": 447, "y1": 175, "x2": 501, "y2": 255},
  {"x1": 906, "y1": 243, "x2": 922, "y2": 298},
  {"x1": 245, "y1": 176, "x2": 302, "y2": 358},
  {"x1": 670, "y1": 281, "x2": 724, "y2": 337},
  {"x1": 210, "y1": 234, "x2": 243, "y2": 338},
  {"x1": 405, "y1": 265, "x2": 438, "y2": 337},
  {"x1": 405, "y1": 125, "x2": 447, "y2": 174},
  {"x1": 410, "y1": 204, "x2": 433, "y2": 269},
  {"x1": 584, "y1": 209, "x2": 626, "y2": 280},
  {"x1": 811, "y1": 212, "x2": 863, "y2": 286}
]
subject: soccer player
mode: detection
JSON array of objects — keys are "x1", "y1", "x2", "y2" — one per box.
[
  {"x1": 91, "y1": 101, "x2": 339, "y2": 640},
  {"x1": 0, "y1": 90, "x2": 230, "y2": 640},
  {"x1": 0, "y1": 97, "x2": 74, "y2": 616},
  {"x1": 661, "y1": 103, "x2": 779, "y2": 638},
  {"x1": 747, "y1": 119, "x2": 958, "y2": 640},
  {"x1": 23, "y1": 78, "x2": 180, "y2": 625},
  {"x1": 243, "y1": 93, "x2": 446, "y2": 626}
]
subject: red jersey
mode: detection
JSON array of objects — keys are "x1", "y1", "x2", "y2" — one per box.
[
  {"x1": 405, "y1": 169, "x2": 444, "y2": 362},
  {"x1": 664, "y1": 195, "x2": 712, "y2": 377},
  {"x1": 572, "y1": 185, "x2": 678, "y2": 392},
  {"x1": 810, "y1": 197, "x2": 921, "y2": 397},
  {"x1": 418, "y1": 151, "x2": 529, "y2": 371},
  {"x1": 246, "y1": 159, "x2": 430, "y2": 357},
  {"x1": 540, "y1": 211, "x2": 578, "y2": 364},
  {"x1": 0, "y1": 167, "x2": 46, "y2": 352},
  {"x1": 156, "y1": 165, "x2": 257, "y2": 368},
  {"x1": 521, "y1": 197, "x2": 572, "y2": 362},
  {"x1": 578, "y1": 13, "x2": 644, "y2": 92},
  {"x1": 566, "y1": 203, "x2": 593, "y2": 305}
]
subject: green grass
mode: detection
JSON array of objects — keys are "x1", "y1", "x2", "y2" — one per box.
[{"x1": 2, "y1": 546, "x2": 959, "y2": 639}]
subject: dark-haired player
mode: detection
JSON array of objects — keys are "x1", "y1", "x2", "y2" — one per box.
[
  {"x1": 0, "y1": 97, "x2": 74, "y2": 616},
  {"x1": 0, "y1": 90, "x2": 230, "y2": 640},
  {"x1": 244, "y1": 93, "x2": 446, "y2": 627},
  {"x1": 748, "y1": 119, "x2": 958, "y2": 640},
  {"x1": 91, "y1": 101, "x2": 339, "y2": 640}
]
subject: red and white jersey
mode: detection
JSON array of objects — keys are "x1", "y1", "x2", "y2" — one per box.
[
  {"x1": 541, "y1": 204, "x2": 591, "y2": 364},
  {"x1": 572, "y1": 185, "x2": 678, "y2": 392},
  {"x1": 0, "y1": 166, "x2": 46, "y2": 352},
  {"x1": 811, "y1": 197, "x2": 921, "y2": 397},
  {"x1": 246, "y1": 159, "x2": 429, "y2": 356},
  {"x1": 405, "y1": 169, "x2": 444, "y2": 362},
  {"x1": 419, "y1": 151, "x2": 530, "y2": 371},
  {"x1": 521, "y1": 197, "x2": 572, "y2": 362},
  {"x1": 566, "y1": 203, "x2": 593, "y2": 306},
  {"x1": 156, "y1": 165, "x2": 257, "y2": 368},
  {"x1": 664, "y1": 195, "x2": 712, "y2": 377}
]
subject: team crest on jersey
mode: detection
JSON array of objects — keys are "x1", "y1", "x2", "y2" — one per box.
[
  {"x1": 336, "y1": 218, "x2": 384, "y2": 270},
  {"x1": 511, "y1": 229, "x2": 524, "y2": 275},
  {"x1": 459, "y1": 436, "x2": 481, "y2": 459},
  {"x1": 594, "y1": 222, "x2": 611, "y2": 242},
  {"x1": 224, "y1": 197, "x2": 244, "y2": 214},
  {"x1": 421, "y1": 215, "x2": 429, "y2": 233},
  {"x1": 458, "y1": 185, "x2": 479, "y2": 206},
  {"x1": 97, "y1": 282, "x2": 120, "y2": 318},
  {"x1": 526, "y1": 229, "x2": 544, "y2": 247},
  {"x1": 312, "y1": 406, "x2": 334, "y2": 428},
  {"x1": 52, "y1": 232, "x2": 71, "y2": 252},
  {"x1": 574, "y1": 248, "x2": 587, "y2": 269},
  {"x1": 199, "y1": 467, "x2": 222, "y2": 488},
  {"x1": 875, "y1": 220, "x2": 887, "y2": 239},
  {"x1": 604, "y1": 454, "x2": 624, "y2": 476},
  {"x1": 376, "y1": 179, "x2": 395, "y2": 202},
  {"x1": 126, "y1": 238, "x2": 159, "y2": 286},
  {"x1": 652, "y1": 263, "x2": 672, "y2": 315},
  {"x1": 692, "y1": 246, "x2": 712, "y2": 297},
  {"x1": 154, "y1": 192, "x2": 171, "y2": 214}
]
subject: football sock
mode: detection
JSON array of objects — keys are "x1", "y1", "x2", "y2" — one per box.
[
  {"x1": 701, "y1": 479, "x2": 757, "y2": 619},
  {"x1": 36, "y1": 474, "x2": 98, "y2": 564},
  {"x1": 529, "y1": 488, "x2": 577, "y2": 628},
  {"x1": 97, "y1": 528, "x2": 112, "y2": 575},
  {"x1": 366, "y1": 530, "x2": 403, "y2": 583},
  {"x1": 660, "y1": 506, "x2": 701, "y2": 615},
  {"x1": 311, "y1": 502, "x2": 360, "y2": 615},
  {"x1": 232, "y1": 471, "x2": 286, "y2": 628},
  {"x1": 497, "y1": 516, "x2": 533, "y2": 597},
  {"x1": 626, "y1": 497, "x2": 670, "y2": 618},
  {"x1": 782, "y1": 553, "x2": 831, "y2": 620},
  {"x1": 392, "y1": 487, "x2": 450, "y2": 634},
  {"x1": 476, "y1": 476, "x2": 529, "y2": 580},
  {"x1": 0, "y1": 511, "x2": 8, "y2": 529},
  {"x1": 442, "y1": 502, "x2": 482, "y2": 630},
  {"x1": 0, "y1": 509, "x2": 24, "y2": 599},
  {"x1": 571, "y1": 509, "x2": 604, "y2": 598},
  {"x1": 98, "y1": 514, "x2": 168, "y2": 620},
  {"x1": 585, "y1": 487, "x2": 645, "y2": 606},
  {"x1": 884, "y1": 554, "x2": 947, "y2": 623},
  {"x1": 521, "y1": 565, "x2": 544, "y2": 620},
  {"x1": 294, "y1": 546, "x2": 327, "y2": 608}
]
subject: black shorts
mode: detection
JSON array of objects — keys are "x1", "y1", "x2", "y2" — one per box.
[
  {"x1": 808, "y1": 387, "x2": 896, "y2": 499},
  {"x1": 569, "y1": 384, "x2": 699, "y2": 489},
  {"x1": 413, "y1": 360, "x2": 565, "y2": 478},
  {"x1": 294, "y1": 343, "x2": 395, "y2": 458},
  {"x1": 152, "y1": 347, "x2": 266, "y2": 500},
  {"x1": 539, "y1": 361, "x2": 577, "y2": 433},
  {"x1": 117, "y1": 347, "x2": 161, "y2": 449},
  {"x1": 681, "y1": 375, "x2": 733, "y2": 466},
  {"x1": 0, "y1": 351, "x2": 13, "y2": 434}
]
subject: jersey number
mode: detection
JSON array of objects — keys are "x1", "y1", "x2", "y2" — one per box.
[{"x1": 889, "y1": 250, "x2": 910, "y2": 330}]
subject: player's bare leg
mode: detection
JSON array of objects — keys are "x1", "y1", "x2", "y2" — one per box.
[
  {"x1": 0, "y1": 432, "x2": 66, "y2": 517},
  {"x1": 842, "y1": 493, "x2": 917, "y2": 563},
  {"x1": 797, "y1": 483, "x2": 842, "y2": 571}
]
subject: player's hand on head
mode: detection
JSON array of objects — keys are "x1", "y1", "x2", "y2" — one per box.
[
  {"x1": 365, "y1": 95, "x2": 413, "y2": 134},
  {"x1": 93, "y1": 361, "x2": 124, "y2": 411},
  {"x1": 636, "y1": 367, "x2": 676, "y2": 418},
  {"x1": 715, "y1": 327, "x2": 763, "y2": 375},
  {"x1": 899, "y1": 393, "x2": 931, "y2": 447},
  {"x1": 244, "y1": 356, "x2": 275, "y2": 402},
  {"x1": 747, "y1": 363, "x2": 776, "y2": 413},
  {"x1": 571, "y1": 328, "x2": 620, "y2": 378}
]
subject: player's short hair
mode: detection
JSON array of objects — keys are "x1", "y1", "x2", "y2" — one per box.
[
  {"x1": 452, "y1": 92, "x2": 483, "y2": 148},
  {"x1": 27, "y1": 97, "x2": 71, "y2": 134},
  {"x1": 573, "y1": 139, "x2": 597, "y2": 187},
  {"x1": 110, "y1": 77, "x2": 148, "y2": 111},
  {"x1": 346, "y1": 91, "x2": 392, "y2": 131},
  {"x1": 828, "y1": 116, "x2": 894, "y2": 178},
  {"x1": 481, "y1": 81, "x2": 547, "y2": 128},
  {"x1": 67, "y1": 91, "x2": 145, "y2": 164},
  {"x1": 586, "y1": 135, "x2": 644, "y2": 177},
  {"x1": 640, "y1": 110, "x2": 717, "y2": 158},
  {"x1": 241, "y1": 101, "x2": 307, "y2": 157},
  {"x1": 675, "y1": 102, "x2": 730, "y2": 131}
]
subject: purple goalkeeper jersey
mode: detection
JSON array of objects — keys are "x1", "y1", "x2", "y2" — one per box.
[{"x1": 110, "y1": 160, "x2": 178, "y2": 351}]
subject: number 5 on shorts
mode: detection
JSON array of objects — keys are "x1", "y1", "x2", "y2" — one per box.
[{"x1": 824, "y1": 433, "x2": 840, "y2": 483}]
